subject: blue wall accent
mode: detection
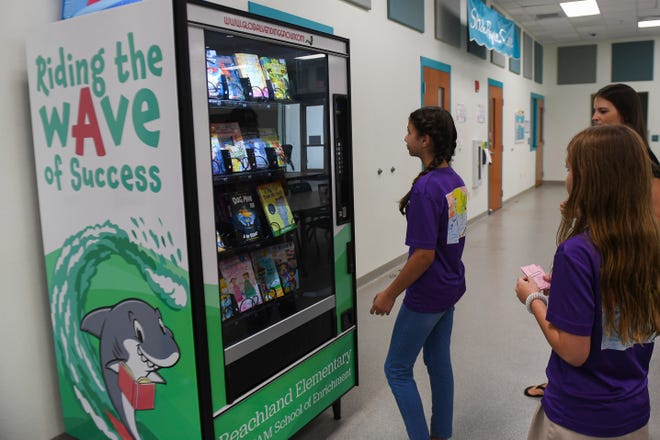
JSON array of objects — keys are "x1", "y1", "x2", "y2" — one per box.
[
  {"x1": 611, "y1": 40, "x2": 654, "y2": 82},
  {"x1": 488, "y1": 78, "x2": 503, "y2": 88},
  {"x1": 248, "y1": 2, "x2": 334, "y2": 34},
  {"x1": 388, "y1": 0, "x2": 424, "y2": 32},
  {"x1": 420, "y1": 57, "x2": 451, "y2": 106},
  {"x1": 421, "y1": 57, "x2": 451, "y2": 72},
  {"x1": 530, "y1": 94, "x2": 544, "y2": 151}
]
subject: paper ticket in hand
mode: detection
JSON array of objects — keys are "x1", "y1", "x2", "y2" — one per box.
[{"x1": 520, "y1": 264, "x2": 551, "y2": 290}]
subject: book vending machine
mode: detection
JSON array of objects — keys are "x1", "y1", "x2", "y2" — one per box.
[{"x1": 25, "y1": 1, "x2": 357, "y2": 439}]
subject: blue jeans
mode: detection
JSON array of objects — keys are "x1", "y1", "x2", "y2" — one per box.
[{"x1": 385, "y1": 303, "x2": 455, "y2": 440}]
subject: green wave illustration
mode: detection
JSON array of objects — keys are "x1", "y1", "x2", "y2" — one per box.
[{"x1": 50, "y1": 220, "x2": 189, "y2": 439}]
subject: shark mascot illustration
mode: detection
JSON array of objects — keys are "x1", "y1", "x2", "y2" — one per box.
[{"x1": 81, "y1": 299, "x2": 180, "y2": 440}]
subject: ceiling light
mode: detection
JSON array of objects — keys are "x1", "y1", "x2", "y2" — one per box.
[
  {"x1": 638, "y1": 18, "x2": 660, "y2": 28},
  {"x1": 560, "y1": 0, "x2": 600, "y2": 18}
]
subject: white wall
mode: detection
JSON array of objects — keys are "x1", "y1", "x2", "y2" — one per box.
[
  {"x1": 543, "y1": 39, "x2": 660, "y2": 181},
  {"x1": 0, "y1": 2, "x2": 64, "y2": 440},
  {"x1": 2, "y1": 1, "x2": 657, "y2": 438}
]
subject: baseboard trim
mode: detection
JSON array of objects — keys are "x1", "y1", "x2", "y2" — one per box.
[{"x1": 356, "y1": 253, "x2": 407, "y2": 288}]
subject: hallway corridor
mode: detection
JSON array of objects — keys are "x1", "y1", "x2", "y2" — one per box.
[{"x1": 293, "y1": 182, "x2": 660, "y2": 440}]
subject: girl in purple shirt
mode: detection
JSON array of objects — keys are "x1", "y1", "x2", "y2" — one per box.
[
  {"x1": 371, "y1": 107, "x2": 467, "y2": 440},
  {"x1": 515, "y1": 125, "x2": 660, "y2": 439}
]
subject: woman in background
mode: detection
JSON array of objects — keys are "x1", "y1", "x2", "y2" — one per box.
[
  {"x1": 524, "y1": 83, "x2": 660, "y2": 399},
  {"x1": 592, "y1": 83, "x2": 660, "y2": 218}
]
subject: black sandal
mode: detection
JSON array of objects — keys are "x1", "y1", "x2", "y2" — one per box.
[{"x1": 523, "y1": 383, "x2": 547, "y2": 398}]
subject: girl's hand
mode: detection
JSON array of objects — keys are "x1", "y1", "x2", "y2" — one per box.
[
  {"x1": 515, "y1": 277, "x2": 541, "y2": 305},
  {"x1": 370, "y1": 291, "x2": 395, "y2": 316},
  {"x1": 542, "y1": 272, "x2": 552, "y2": 295}
]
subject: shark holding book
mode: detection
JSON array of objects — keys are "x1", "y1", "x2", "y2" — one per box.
[{"x1": 81, "y1": 299, "x2": 180, "y2": 440}]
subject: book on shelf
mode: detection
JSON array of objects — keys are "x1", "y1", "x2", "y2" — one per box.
[
  {"x1": 211, "y1": 122, "x2": 249, "y2": 172},
  {"x1": 214, "y1": 195, "x2": 236, "y2": 249},
  {"x1": 219, "y1": 278, "x2": 238, "y2": 321},
  {"x1": 210, "y1": 129, "x2": 232, "y2": 175},
  {"x1": 250, "y1": 247, "x2": 285, "y2": 302},
  {"x1": 269, "y1": 241, "x2": 299, "y2": 294},
  {"x1": 216, "y1": 54, "x2": 246, "y2": 101},
  {"x1": 242, "y1": 136, "x2": 272, "y2": 170},
  {"x1": 216, "y1": 230, "x2": 226, "y2": 253},
  {"x1": 259, "y1": 57, "x2": 292, "y2": 100},
  {"x1": 206, "y1": 49, "x2": 229, "y2": 100},
  {"x1": 234, "y1": 52, "x2": 269, "y2": 99},
  {"x1": 218, "y1": 253, "x2": 263, "y2": 313},
  {"x1": 259, "y1": 127, "x2": 286, "y2": 167},
  {"x1": 256, "y1": 181, "x2": 296, "y2": 237},
  {"x1": 224, "y1": 189, "x2": 264, "y2": 245}
]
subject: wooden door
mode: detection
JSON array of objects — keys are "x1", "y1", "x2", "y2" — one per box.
[
  {"x1": 534, "y1": 98, "x2": 545, "y2": 186},
  {"x1": 423, "y1": 67, "x2": 450, "y2": 109},
  {"x1": 488, "y1": 84, "x2": 503, "y2": 212}
]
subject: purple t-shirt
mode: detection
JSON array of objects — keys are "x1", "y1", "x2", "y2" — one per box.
[
  {"x1": 403, "y1": 167, "x2": 467, "y2": 313},
  {"x1": 543, "y1": 232, "x2": 654, "y2": 437}
]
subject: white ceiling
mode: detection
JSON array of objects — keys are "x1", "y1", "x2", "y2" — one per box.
[{"x1": 491, "y1": 0, "x2": 660, "y2": 44}]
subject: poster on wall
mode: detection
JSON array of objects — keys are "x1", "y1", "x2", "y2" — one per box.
[
  {"x1": 515, "y1": 110, "x2": 525, "y2": 143},
  {"x1": 25, "y1": 1, "x2": 203, "y2": 439},
  {"x1": 455, "y1": 103, "x2": 467, "y2": 123},
  {"x1": 468, "y1": 0, "x2": 520, "y2": 59}
]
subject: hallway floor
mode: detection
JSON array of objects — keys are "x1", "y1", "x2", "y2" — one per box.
[{"x1": 292, "y1": 182, "x2": 660, "y2": 439}]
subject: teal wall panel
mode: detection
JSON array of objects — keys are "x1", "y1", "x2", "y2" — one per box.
[
  {"x1": 388, "y1": 0, "x2": 424, "y2": 32},
  {"x1": 612, "y1": 40, "x2": 654, "y2": 82}
]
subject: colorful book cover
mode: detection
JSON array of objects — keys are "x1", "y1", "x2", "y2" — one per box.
[
  {"x1": 216, "y1": 54, "x2": 246, "y2": 100},
  {"x1": 211, "y1": 122, "x2": 248, "y2": 172},
  {"x1": 225, "y1": 189, "x2": 263, "y2": 244},
  {"x1": 259, "y1": 57, "x2": 292, "y2": 100},
  {"x1": 234, "y1": 53, "x2": 269, "y2": 99},
  {"x1": 219, "y1": 278, "x2": 237, "y2": 321},
  {"x1": 62, "y1": 0, "x2": 141, "y2": 19},
  {"x1": 206, "y1": 49, "x2": 228, "y2": 100},
  {"x1": 250, "y1": 247, "x2": 285, "y2": 302},
  {"x1": 218, "y1": 253, "x2": 263, "y2": 312},
  {"x1": 269, "y1": 241, "x2": 299, "y2": 294},
  {"x1": 210, "y1": 130, "x2": 230, "y2": 175},
  {"x1": 259, "y1": 127, "x2": 286, "y2": 167},
  {"x1": 256, "y1": 181, "x2": 296, "y2": 237},
  {"x1": 242, "y1": 136, "x2": 270, "y2": 169},
  {"x1": 216, "y1": 230, "x2": 226, "y2": 253},
  {"x1": 214, "y1": 193, "x2": 236, "y2": 250}
]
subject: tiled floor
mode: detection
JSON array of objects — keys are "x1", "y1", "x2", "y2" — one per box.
[{"x1": 292, "y1": 182, "x2": 660, "y2": 439}]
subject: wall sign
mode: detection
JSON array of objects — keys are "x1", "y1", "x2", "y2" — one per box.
[{"x1": 468, "y1": 0, "x2": 520, "y2": 59}]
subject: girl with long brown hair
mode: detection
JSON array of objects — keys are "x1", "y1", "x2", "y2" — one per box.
[{"x1": 516, "y1": 124, "x2": 660, "y2": 439}]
